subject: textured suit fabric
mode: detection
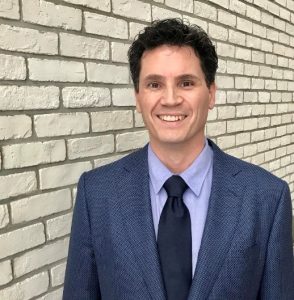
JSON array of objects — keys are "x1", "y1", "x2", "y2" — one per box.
[{"x1": 63, "y1": 139, "x2": 294, "y2": 300}]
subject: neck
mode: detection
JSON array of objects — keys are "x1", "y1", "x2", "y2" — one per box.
[{"x1": 150, "y1": 137, "x2": 206, "y2": 174}]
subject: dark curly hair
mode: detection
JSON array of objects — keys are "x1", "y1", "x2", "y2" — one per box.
[{"x1": 128, "y1": 18, "x2": 218, "y2": 92}]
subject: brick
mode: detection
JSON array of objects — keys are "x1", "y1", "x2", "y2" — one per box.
[
  {"x1": 3, "y1": 140, "x2": 66, "y2": 169},
  {"x1": 60, "y1": 33, "x2": 109, "y2": 60},
  {"x1": 47, "y1": 213, "x2": 73, "y2": 240},
  {"x1": 266, "y1": 54, "x2": 278, "y2": 65},
  {"x1": 0, "y1": 205, "x2": 9, "y2": 229},
  {"x1": 194, "y1": 1, "x2": 217, "y2": 21},
  {"x1": 51, "y1": 262, "x2": 66, "y2": 287},
  {"x1": 113, "y1": 0, "x2": 151, "y2": 21},
  {"x1": 244, "y1": 144, "x2": 258, "y2": 156},
  {"x1": 274, "y1": 18, "x2": 286, "y2": 31},
  {"x1": 246, "y1": 36, "x2": 261, "y2": 49},
  {"x1": 152, "y1": 5, "x2": 182, "y2": 20},
  {"x1": 206, "y1": 121, "x2": 226, "y2": 136},
  {"x1": 218, "y1": 10, "x2": 236, "y2": 27},
  {"x1": 11, "y1": 189, "x2": 71, "y2": 224},
  {"x1": 87, "y1": 62, "x2": 129, "y2": 84},
  {"x1": 217, "y1": 42, "x2": 235, "y2": 57},
  {"x1": 29, "y1": 58, "x2": 85, "y2": 82},
  {"x1": 260, "y1": 66, "x2": 272, "y2": 78},
  {"x1": 261, "y1": 11, "x2": 274, "y2": 27},
  {"x1": 84, "y1": 12, "x2": 128, "y2": 39},
  {"x1": 36, "y1": 288, "x2": 63, "y2": 300},
  {"x1": 235, "y1": 47, "x2": 251, "y2": 61},
  {"x1": 63, "y1": 87, "x2": 110, "y2": 108},
  {"x1": 226, "y1": 147, "x2": 243, "y2": 158},
  {"x1": 0, "y1": 54, "x2": 26, "y2": 80},
  {"x1": 253, "y1": 24, "x2": 266, "y2": 38},
  {"x1": 235, "y1": 77, "x2": 251, "y2": 89},
  {"x1": 129, "y1": 22, "x2": 146, "y2": 40},
  {"x1": 67, "y1": 135, "x2": 114, "y2": 159},
  {"x1": 217, "y1": 106, "x2": 236, "y2": 119},
  {"x1": 217, "y1": 59, "x2": 226, "y2": 73},
  {"x1": 0, "y1": 86, "x2": 59, "y2": 111},
  {"x1": 217, "y1": 135, "x2": 236, "y2": 149},
  {"x1": 227, "y1": 61, "x2": 244, "y2": 74},
  {"x1": 0, "y1": 272, "x2": 48, "y2": 300},
  {"x1": 237, "y1": 17, "x2": 252, "y2": 33},
  {"x1": 252, "y1": 78, "x2": 265, "y2": 89},
  {"x1": 34, "y1": 113, "x2": 89, "y2": 137},
  {"x1": 209, "y1": 23, "x2": 228, "y2": 41},
  {"x1": 259, "y1": 92, "x2": 271, "y2": 103},
  {"x1": 39, "y1": 161, "x2": 92, "y2": 189},
  {"x1": 229, "y1": 30, "x2": 246, "y2": 46},
  {"x1": 112, "y1": 88, "x2": 136, "y2": 106},
  {"x1": 135, "y1": 110, "x2": 145, "y2": 127},
  {"x1": 209, "y1": 0, "x2": 229, "y2": 9},
  {"x1": 91, "y1": 111, "x2": 133, "y2": 132},
  {"x1": 94, "y1": 154, "x2": 125, "y2": 168},
  {"x1": 227, "y1": 119, "x2": 244, "y2": 133},
  {"x1": 182, "y1": 16, "x2": 208, "y2": 32},
  {"x1": 216, "y1": 75, "x2": 234, "y2": 88},
  {"x1": 23, "y1": 0, "x2": 82, "y2": 30},
  {"x1": 227, "y1": 91, "x2": 243, "y2": 104},
  {"x1": 244, "y1": 64, "x2": 259, "y2": 76},
  {"x1": 246, "y1": 4, "x2": 261, "y2": 21},
  {"x1": 165, "y1": 0, "x2": 193, "y2": 13},
  {"x1": 0, "y1": 260, "x2": 12, "y2": 285},
  {"x1": 229, "y1": 0, "x2": 246, "y2": 15},
  {"x1": 0, "y1": 172, "x2": 37, "y2": 200},
  {"x1": 112, "y1": 42, "x2": 130, "y2": 63},
  {"x1": 265, "y1": 80, "x2": 276, "y2": 90},
  {"x1": 236, "y1": 132, "x2": 250, "y2": 145},
  {"x1": 116, "y1": 130, "x2": 149, "y2": 152},
  {"x1": 14, "y1": 238, "x2": 69, "y2": 277},
  {"x1": 62, "y1": 0, "x2": 110, "y2": 11},
  {"x1": 207, "y1": 108, "x2": 217, "y2": 121},
  {"x1": 244, "y1": 91, "x2": 257, "y2": 103},
  {"x1": 0, "y1": 115, "x2": 31, "y2": 140},
  {"x1": 0, "y1": 0, "x2": 19, "y2": 19},
  {"x1": 0, "y1": 24, "x2": 57, "y2": 54},
  {"x1": 0, "y1": 223, "x2": 44, "y2": 259},
  {"x1": 216, "y1": 90, "x2": 227, "y2": 104}
]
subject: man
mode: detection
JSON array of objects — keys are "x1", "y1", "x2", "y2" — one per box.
[{"x1": 63, "y1": 19, "x2": 294, "y2": 299}]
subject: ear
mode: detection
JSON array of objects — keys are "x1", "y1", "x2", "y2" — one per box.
[
  {"x1": 208, "y1": 82, "x2": 216, "y2": 110},
  {"x1": 135, "y1": 91, "x2": 142, "y2": 113}
]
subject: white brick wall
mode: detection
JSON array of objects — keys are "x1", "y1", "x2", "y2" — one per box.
[{"x1": 0, "y1": 0, "x2": 293, "y2": 298}]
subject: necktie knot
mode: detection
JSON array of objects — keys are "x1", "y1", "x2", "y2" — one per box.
[{"x1": 163, "y1": 175, "x2": 188, "y2": 198}]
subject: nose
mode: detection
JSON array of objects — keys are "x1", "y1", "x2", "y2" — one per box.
[{"x1": 161, "y1": 86, "x2": 182, "y2": 106}]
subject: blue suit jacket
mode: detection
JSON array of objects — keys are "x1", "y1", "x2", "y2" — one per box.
[{"x1": 63, "y1": 140, "x2": 294, "y2": 299}]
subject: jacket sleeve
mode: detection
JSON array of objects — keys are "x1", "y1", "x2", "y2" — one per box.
[
  {"x1": 63, "y1": 173, "x2": 101, "y2": 300},
  {"x1": 259, "y1": 182, "x2": 294, "y2": 299}
]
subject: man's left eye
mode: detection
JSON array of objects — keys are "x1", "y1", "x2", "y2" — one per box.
[{"x1": 181, "y1": 81, "x2": 194, "y2": 87}]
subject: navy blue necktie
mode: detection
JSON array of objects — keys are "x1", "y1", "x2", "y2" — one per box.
[{"x1": 158, "y1": 175, "x2": 192, "y2": 300}]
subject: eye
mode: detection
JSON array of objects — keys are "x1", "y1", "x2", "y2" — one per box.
[
  {"x1": 147, "y1": 82, "x2": 160, "y2": 89},
  {"x1": 180, "y1": 81, "x2": 194, "y2": 88}
]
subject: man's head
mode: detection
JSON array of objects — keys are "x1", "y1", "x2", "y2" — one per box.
[{"x1": 128, "y1": 18, "x2": 218, "y2": 92}]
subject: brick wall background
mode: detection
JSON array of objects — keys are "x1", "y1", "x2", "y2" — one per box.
[{"x1": 0, "y1": 0, "x2": 293, "y2": 299}]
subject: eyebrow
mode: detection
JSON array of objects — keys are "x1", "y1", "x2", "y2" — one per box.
[{"x1": 142, "y1": 74, "x2": 200, "y2": 81}]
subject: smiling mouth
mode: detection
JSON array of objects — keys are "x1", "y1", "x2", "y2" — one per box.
[{"x1": 157, "y1": 115, "x2": 187, "y2": 122}]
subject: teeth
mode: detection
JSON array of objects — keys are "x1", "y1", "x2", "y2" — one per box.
[{"x1": 159, "y1": 115, "x2": 185, "y2": 122}]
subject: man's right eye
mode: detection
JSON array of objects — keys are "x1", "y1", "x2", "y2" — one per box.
[{"x1": 147, "y1": 82, "x2": 160, "y2": 89}]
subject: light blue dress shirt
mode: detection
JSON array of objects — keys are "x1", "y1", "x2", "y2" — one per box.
[{"x1": 148, "y1": 139, "x2": 213, "y2": 276}]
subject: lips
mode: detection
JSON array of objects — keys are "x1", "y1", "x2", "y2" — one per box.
[{"x1": 157, "y1": 115, "x2": 187, "y2": 122}]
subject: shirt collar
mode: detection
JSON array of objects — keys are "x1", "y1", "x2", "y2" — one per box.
[{"x1": 148, "y1": 139, "x2": 213, "y2": 197}]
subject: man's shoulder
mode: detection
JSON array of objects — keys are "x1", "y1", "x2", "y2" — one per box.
[
  {"x1": 216, "y1": 144, "x2": 287, "y2": 191},
  {"x1": 83, "y1": 146, "x2": 147, "y2": 181}
]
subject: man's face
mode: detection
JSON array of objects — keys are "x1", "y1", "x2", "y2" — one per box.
[{"x1": 135, "y1": 45, "x2": 216, "y2": 151}]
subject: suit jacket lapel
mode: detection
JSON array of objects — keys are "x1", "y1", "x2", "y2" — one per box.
[
  {"x1": 188, "y1": 141, "x2": 245, "y2": 299},
  {"x1": 117, "y1": 146, "x2": 165, "y2": 300}
]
